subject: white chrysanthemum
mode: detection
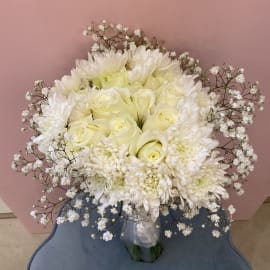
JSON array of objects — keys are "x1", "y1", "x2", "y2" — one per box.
[
  {"x1": 78, "y1": 141, "x2": 130, "y2": 206},
  {"x1": 124, "y1": 158, "x2": 172, "y2": 220},
  {"x1": 33, "y1": 92, "x2": 74, "y2": 153},
  {"x1": 128, "y1": 45, "x2": 181, "y2": 85},
  {"x1": 68, "y1": 92, "x2": 92, "y2": 122},
  {"x1": 53, "y1": 70, "x2": 88, "y2": 96},
  {"x1": 76, "y1": 50, "x2": 128, "y2": 86},
  {"x1": 166, "y1": 120, "x2": 218, "y2": 181},
  {"x1": 179, "y1": 153, "x2": 229, "y2": 209},
  {"x1": 175, "y1": 78, "x2": 215, "y2": 121}
]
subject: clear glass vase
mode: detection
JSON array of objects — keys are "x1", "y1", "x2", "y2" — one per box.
[{"x1": 121, "y1": 208, "x2": 163, "y2": 263}]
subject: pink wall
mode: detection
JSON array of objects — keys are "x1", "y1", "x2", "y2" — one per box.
[{"x1": 0, "y1": 0, "x2": 269, "y2": 233}]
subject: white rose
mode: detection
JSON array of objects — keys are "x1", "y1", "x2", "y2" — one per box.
[
  {"x1": 89, "y1": 88, "x2": 131, "y2": 118},
  {"x1": 131, "y1": 89, "x2": 156, "y2": 121},
  {"x1": 67, "y1": 117, "x2": 108, "y2": 151},
  {"x1": 93, "y1": 69, "x2": 128, "y2": 89},
  {"x1": 156, "y1": 83, "x2": 185, "y2": 107},
  {"x1": 108, "y1": 114, "x2": 141, "y2": 154},
  {"x1": 143, "y1": 105, "x2": 178, "y2": 131},
  {"x1": 136, "y1": 131, "x2": 167, "y2": 163}
]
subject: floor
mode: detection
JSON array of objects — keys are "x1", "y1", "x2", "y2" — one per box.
[
  {"x1": 231, "y1": 203, "x2": 270, "y2": 270},
  {"x1": 0, "y1": 203, "x2": 269, "y2": 270}
]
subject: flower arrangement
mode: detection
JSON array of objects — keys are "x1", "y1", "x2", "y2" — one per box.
[{"x1": 12, "y1": 21, "x2": 264, "y2": 247}]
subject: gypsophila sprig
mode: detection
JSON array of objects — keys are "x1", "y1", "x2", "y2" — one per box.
[
  {"x1": 204, "y1": 64, "x2": 264, "y2": 195},
  {"x1": 13, "y1": 21, "x2": 264, "y2": 240}
]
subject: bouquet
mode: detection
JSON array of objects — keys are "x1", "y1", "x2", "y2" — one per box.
[{"x1": 12, "y1": 20, "x2": 264, "y2": 262}]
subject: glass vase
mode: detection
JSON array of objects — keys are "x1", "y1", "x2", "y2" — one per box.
[{"x1": 121, "y1": 208, "x2": 163, "y2": 263}]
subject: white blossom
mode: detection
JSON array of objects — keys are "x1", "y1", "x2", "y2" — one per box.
[
  {"x1": 13, "y1": 154, "x2": 21, "y2": 162},
  {"x1": 212, "y1": 230, "x2": 221, "y2": 238},
  {"x1": 210, "y1": 214, "x2": 220, "y2": 223},
  {"x1": 56, "y1": 216, "x2": 66, "y2": 224},
  {"x1": 33, "y1": 159, "x2": 43, "y2": 170},
  {"x1": 30, "y1": 210, "x2": 38, "y2": 219},
  {"x1": 235, "y1": 74, "x2": 245, "y2": 83},
  {"x1": 97, "y1": 206, "x2": 106, "y2": 217},
  {"x1": 82, "y1": 30, "x2": 88, "y2": 36},
  {"x1": 177, "y1": 223, "x2": 186, "y2": 231},
  {"x1": 67, "y1": 210, "x2": 80, "y2": 222},
  {"x1": 74, "y1": 199, "x2": 83, "y2": 209},
  {"x1": 209, "y1": 66, "x2": 219, "y2": 75},
  {"x1": 102, "y1": 231, "x2": 113, "y2": 241},
  {"x1": 40, "y1": 195, "x2": 47, "y2": 203},
  {"x1": 40, "y1": 214, "x2": 49, "y2": 225},
  {"x1": 21, "y1": 110, "x2": 29, "y2": 118},
  {"x1": 65, "y1": 188, "x2": 77, "y2": 199},
  {"x1": 233, "y1": 182, "x2": 242, "y2": 189},
  {"x1": 98, "y1": 24, "x2": 105, "y2": 31},
  {"x1": 134, "y1": 29, "x2": 141, "y2": 37},
  {"x1": 26, "y1": 142, "x2": 33, "y2": 153},
  {"x1": 41, "y1": 87, "x2": 49, "y2": 96},
  {"x1": 164, "y1": 230, "x2": 172, "y2": 238},
  {"x1": 21, "y1": 163, "x2": 32, "y2": 174},
  {"x1": 116, "y1": 24, "x2": 123, "y2": 30},
  {"x1": 228, "y1": 205, "x2": 236, "y2": 215},
  {"x1": 122, "y1": 204, "x2": 133, "y2": 215},
  {"x1": 25, "y1": 91, "x2": 32, "y2": 100},
  {"x1": 110, "y1": 208, "x2": 118, "y2": 215},
  {"x1": 237, "y1": 189, "x2": 245, "y2": 196},
  {"x1": 81, "y1": 220, "x2": 89, "y2": 227},
  {"x1": 61, "y1": 176, "x2": 71, "y2": 186},
  {"x1": 97, "y1": 218, "x2": 108, "y2": 231},
  {"x1": 182, "y1": 226, "x2": 193, "y2": 236},
  {"x1": 11, "y1": 161, "x2": 17, "y2": 170}
]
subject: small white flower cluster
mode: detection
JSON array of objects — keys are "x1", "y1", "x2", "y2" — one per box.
[
  {"x1": 177, "y1": 222, "x2": 193, "y2": 236},
  {"x1": 81, "y1": 21, "x2": 162, "y2": 54},
  {"x1": 208, "y1": 65, "x2": 265, "y2": 191},
  {"x1": 164, "y1": 221, "x2": 193, "y2": 238}
]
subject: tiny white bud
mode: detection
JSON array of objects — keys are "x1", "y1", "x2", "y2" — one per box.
[
  {"x1": 116, "y1": 24, "x2": 123, "y2": 31},
  {"x1": 98, "y1": 24, "x2": 105, "y2": 31},
  {"x1": 25, "y1": 92, "x2": 32, "y2": 100},
  {"x1": 228, "y1": 204, "x2": 236, "y2": 215},
  {"x1": 209, "y1": 66, "x2": 219, "y2": 75},
  {"x1": 235, "y1": 74, "x2": 245, "y2": 83},
  {"x1": 82, "y1": 30, "x2": 88, "y2": 36},
  {"x1": 134, "y1": 29, "x2": 141, "y2": 37}
]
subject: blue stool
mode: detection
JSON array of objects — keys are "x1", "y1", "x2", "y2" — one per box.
[{"x1": 28, "y1": 207, "x2": 252, "y2": 270}]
